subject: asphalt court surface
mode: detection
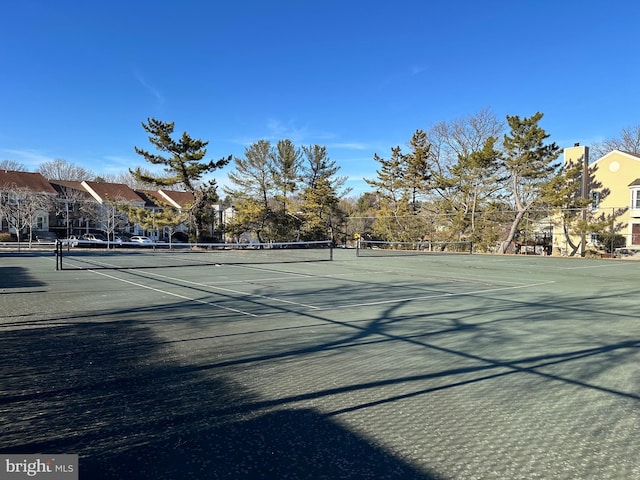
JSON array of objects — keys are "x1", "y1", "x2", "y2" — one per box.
[{"x1": 1, "y1": 248, "x2": 639, "y2": 479}]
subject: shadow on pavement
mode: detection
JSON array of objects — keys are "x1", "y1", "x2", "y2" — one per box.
[
  {"x1": 0, "y1": 266, "x2": 46, "y2": 289},
  {"x1": 0, "y1": 321, "x2": 439, "y2": 479}
]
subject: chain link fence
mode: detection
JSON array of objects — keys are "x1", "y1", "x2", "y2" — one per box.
[{"x1": 342, "y1": 207, "x2": 640, "y2": 258}]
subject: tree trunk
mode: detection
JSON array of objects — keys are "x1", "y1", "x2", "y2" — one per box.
[
  {"x1": 501, "y1": 209, "x2": 526, "y2": 254},
  {"x1": 562, "y1": 223, "x2": 581, "y2": 256}
]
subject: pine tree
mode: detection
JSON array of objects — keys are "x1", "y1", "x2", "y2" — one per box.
[
  {"x1": 299, "y1": 145, "x2": 346, "y2": 242},
  {"x1": 500, "y1": 112, "x2": 560, "y2": 253},
  {"x1": 132, "y1": 118, "x2": 230, "y2": 241},
  {"x1": 404, "y1": 130, "x2": 433, "y2": 213},
  {"x1": 443, "y1": 136, "x2": 503, "y2": 241},
  {"x1": 365, "y1": 146, "x2": 415, "y2": 241},
  {"x1": 268, "y1": 139, "x2": 302, "y2": 240},
  {"x1": 225, "y1": 140, "x2": 275, "y2": 243}
]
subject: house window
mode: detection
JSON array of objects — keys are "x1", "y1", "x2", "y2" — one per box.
[
  {"x1": 633, "y1": 224, "x2": 640, "y2": 245},
  {"x1": 591, "y1": 191, "x2": 600, "y2": 210},
  {"x1": 36, "y1": 216, "x2": 45, "y2": 230},
  {"x1": 632, "y1": 189, "x2": 640, "y2": 209}
]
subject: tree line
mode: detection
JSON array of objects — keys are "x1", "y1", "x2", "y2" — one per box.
[{"x1": 2, "y1": 112, "x2": 639, "y2": 250}]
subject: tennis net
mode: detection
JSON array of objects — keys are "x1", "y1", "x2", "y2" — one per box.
[
  {"x1": 356, "y1": 239, "x2": 473, "y2": 257},
  {"x1": 55, "y1": 240, "x2": 333, "y2": 270}
]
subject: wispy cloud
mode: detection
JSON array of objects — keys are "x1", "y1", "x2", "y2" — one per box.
[
  {"x1": 103, "y1": 155, "x2": 166, "y2": 175},
  {"x1": 265, "y1": 118, "x2": 309, "y2": 142},
  {"x1": 133, "y1": 68, "x2": 165, "y2": 107},
  {"x1": 0, "y1": 148, "x2": 57, "y2": 168},
  {"x1": 102, "y1": 155, "x2": 138, "y2": 171},
  {"x1": 328, "y1": 142, "x2": 368, "y2": 150},
  {"x1": 228, "y1": 120, "x2": 379, "y2": 161},
  {"x1": 229, "y1": 118, "x2": 316, "y2": 147}
]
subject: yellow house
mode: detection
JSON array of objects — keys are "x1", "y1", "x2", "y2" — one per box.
[{"x1": 554, "y1": 145, "x2": 640, "y2": 256}]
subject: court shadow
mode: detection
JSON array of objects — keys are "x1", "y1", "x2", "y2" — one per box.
[
  {"x1": 0, "y1": 321, "x2": 438, "y2": 479},
  {"x1": 0, "y1": 266, "x2": 46, "y2": 289},
  {"x1": 85, "y1": 409, "x2": 434, "y2": 479}
]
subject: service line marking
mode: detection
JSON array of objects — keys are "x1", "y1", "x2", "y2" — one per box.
[
  {"x1": 132, "y1": 269, "x2": 322, "y2": 310},
  {"x1": 89, "y1": 269, "x2": 259, "y2": 317}
]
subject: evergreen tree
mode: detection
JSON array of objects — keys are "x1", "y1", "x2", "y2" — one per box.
[
  {"x1": 500, "y1": 112, "x2": 560, "y2": 253},
  {"x1": 542, "y1": 161, "x2": 627, "y2": 256},
  {"x1": 225, "y1": 140, "x2": 275, "y2": 243},
  {"x1": 132, "y1": 118, "x2": 230, "y2": 242},
  {"x1": 270, "y1": 139, "x2": 302, "y2": 213},
  {"x1": 404, "y1": 130, "x2": 433, "y2": 213},
  {"x1": 298, "y1": 145, "x2": 347, "y2": 242},
  {"x1": 268, "y1": 139, "x2": 302, "y2": 240},
  {"x1": 365, "y1": 146, "x2": 415, "y2": 241},
  {"x1": 439, "y1": 137, "x2": 503, "y2": 241},
  {"x1": 364, "y1": 131, "x2": 438, "y2": 242}
]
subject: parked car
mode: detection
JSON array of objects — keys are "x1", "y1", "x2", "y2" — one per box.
[
  {"x1": 35, "y1": 231, "x2": 58, "y2": 243},
  {"x1": 113, "y1": 235, "x2": 130, "y2": 245},
  {"x1": 81, "y1": 233, "x2": 108, "y2": 247},
  {"x1": 61, "y1": 235, "x2": 80, "y2": 247},
  {"x1": 130, "y1": 235, "x2": 153, "y2": 245}
]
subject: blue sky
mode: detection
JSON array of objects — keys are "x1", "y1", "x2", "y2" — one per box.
[{"x1": 1, "y1": 0, "x2": 639, "y2": 195}]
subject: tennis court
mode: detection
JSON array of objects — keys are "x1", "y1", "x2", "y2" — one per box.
[{"x1": 1, "y1": 246, "x2": 639, "y2": 479}]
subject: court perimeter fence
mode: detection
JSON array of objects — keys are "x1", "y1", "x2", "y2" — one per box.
[
  {"x1": 345, "y1": 207, "x2": 640, "y2": 257},
  {"x1": 356, "y1": 239, "x2": 473, "y2": 257}
]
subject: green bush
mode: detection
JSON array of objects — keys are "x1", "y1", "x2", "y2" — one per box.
[{"x1": 595, "y1": 232, "x2": 626, "y2": 253}]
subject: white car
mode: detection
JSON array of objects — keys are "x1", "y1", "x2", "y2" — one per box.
[
  {"x1": 62, "y1": 235, "x2": 80, "y2": 247},
  {"x1": 130, "y1": 235, "x2": 153, "y2": 244}
]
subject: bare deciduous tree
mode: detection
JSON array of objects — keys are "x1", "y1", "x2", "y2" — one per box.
[
  {"x1": 38, "y1": 158, "x2": 94, "y2": 181},
  {"x1": 426, "y1": 107, "x2": 505, "y2": 174},
  {"x1": 0, "y1": 185, "x2": 53, "y2": 246},
  {"x1": 591, "y1": 125, "x2": 640, "y2": 159},
  {"x1": 0, "y1": 159, "x2": 28, "y2": 171}
]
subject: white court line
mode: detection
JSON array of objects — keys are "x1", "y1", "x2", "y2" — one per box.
[
  {"x1": 89, "y1": 269, "x2": 259, "y2": 317},
  {"x1": 205, "y1": 269, "x2": 400, "y2": 286},
  {"x1": 554, "y1": 263, "x2": 637, "y2": 271},
  {"x1": 134, "y1": 269, "x2": 322, "y2": 310},
  {"x1": 64, "y1": 258, "x2": 556, "y2": 316},
  {"x1": 319, "y1": 280, "x2": 557, "y2": 310},
  {"x1": 63, "y1": 257, "x2": 434, "y2": 312}
]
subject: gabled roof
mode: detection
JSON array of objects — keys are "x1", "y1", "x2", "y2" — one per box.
[
  {"x1": 0, "y1": 170, "x2": 58, "y2": 194},
  {"x1": 81, "y1": 181, "x2": 145, "y2": 204},
  {"x1": 49, "y1": 180, "x2": 93, "y2": 198},
  {"x1": 157, "y1": 189, "x2": 195, "y2": 209},
  {"x1": 621, "y1": 151, "x2": 640, "y2": 159},
  {"x1": 49, "y1": 180, "x2": 84, "y2": 190},
  {"x1": 592, "y1": 149, "x2": 640, "y2": 166},
  {"x1": 628, "y1": 178, "x2": 640, "y2": 187},
  {"x1": 135, "y1": 190, "x2": 164, "y2": 208}
]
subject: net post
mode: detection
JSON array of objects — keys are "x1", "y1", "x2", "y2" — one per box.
[
  {"x1": 356, "y1": 238, "x2": 360, "y2": 257},
  {"x1": 329, "y1": 240, "x2": 333, "y2": 261},
  {"x1": 469, "y1": 241, "x2": 473, "y2": 254},
  {"x1": 55, "y1": 240, "x2": 61, "y2": 271}
]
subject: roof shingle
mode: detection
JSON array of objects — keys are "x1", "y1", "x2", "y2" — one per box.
[{"x1": 0, "y1": 170, "x2": 58, "y2": 194}]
